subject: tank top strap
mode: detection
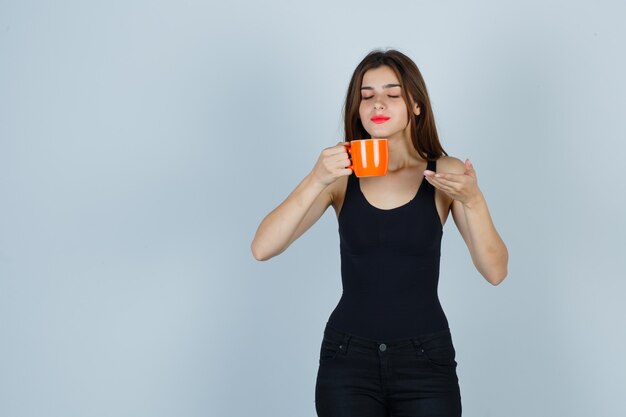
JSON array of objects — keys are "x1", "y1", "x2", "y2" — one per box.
[
  {"x1": 347, "y1": 170, "x2": 357, "y2": 189},
  {"x1": 345, "y1": 170, "x2": 359, "y2": 199},
  {"x1": 422, "y1": 159, "x2": 437, "y2": 195}
]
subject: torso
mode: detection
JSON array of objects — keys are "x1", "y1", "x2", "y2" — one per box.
[
  {"x1": 329, "y1": 156, "x2": 453, "y2": 227},
  {"x1": 327, "y1": 155, "x2": 451, "y2": 339}
]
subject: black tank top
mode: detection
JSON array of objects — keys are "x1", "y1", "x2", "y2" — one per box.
[{"x1": 326, "y1": 158, "x2": 449, "y2": 340}]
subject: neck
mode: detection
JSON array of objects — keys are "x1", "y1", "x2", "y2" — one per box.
[{"x1": 374, "y1": 133, "x2": 421, "y2": 171}]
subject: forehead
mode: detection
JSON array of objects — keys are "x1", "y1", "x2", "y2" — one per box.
[{"x1": 361, "y1": 66, "x2": 401, "y2": 88}]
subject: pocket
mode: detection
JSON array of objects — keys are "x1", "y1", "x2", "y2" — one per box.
[
  {"x1": 319, "y1": 336, "x2": 343, "y2": 364},
  {"x1": 415, "y1": 332, "x2": 457, "y2": 368}
]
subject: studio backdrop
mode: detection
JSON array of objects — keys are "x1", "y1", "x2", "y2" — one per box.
[{"x1": 1, "y1": 1, "x2": 625, "y2": 416}]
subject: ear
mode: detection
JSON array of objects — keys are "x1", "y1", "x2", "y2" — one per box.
[{"x1": 408, "y1": 95, "x2": 421, "y2": 116}]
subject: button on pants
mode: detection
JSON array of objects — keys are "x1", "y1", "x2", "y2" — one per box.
[{"x1": 315, "y1": 322, "x2": 462, "y2": 417}]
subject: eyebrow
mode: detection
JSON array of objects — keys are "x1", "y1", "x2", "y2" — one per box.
[{"x1": 360, "y1": 83, "x2": 402, "y2": 90}]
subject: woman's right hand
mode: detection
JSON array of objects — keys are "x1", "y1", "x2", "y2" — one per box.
[{"x1": 310, "y1": 142, "x2": 353, "y2": 187}]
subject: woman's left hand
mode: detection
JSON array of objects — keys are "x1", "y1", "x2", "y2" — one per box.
[{"x1": 424, "y1": 159, "x2": 482, "y2": 206}]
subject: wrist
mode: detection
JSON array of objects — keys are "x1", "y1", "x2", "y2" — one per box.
[
  {"x1": 306, "y1": 172, "x2": 328, "y2": 191},
  {"x1": 462, "y1": 191, "x2": 485, "y2": 209}
]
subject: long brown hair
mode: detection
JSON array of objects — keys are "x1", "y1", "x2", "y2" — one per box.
[{"x1": 342, "y1": 48, "x2": 448, "y2": 161}]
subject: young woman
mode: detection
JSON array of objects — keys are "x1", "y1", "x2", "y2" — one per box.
[{"x1": 251, "y1": 48, "x2": 508, "y2": 417}]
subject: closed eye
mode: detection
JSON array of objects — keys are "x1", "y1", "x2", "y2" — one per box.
[{"x1": 362, "y1": 96, "x2": 400, "y2": 100}]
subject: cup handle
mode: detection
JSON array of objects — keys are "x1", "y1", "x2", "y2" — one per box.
[{"x1": 343, "y1": 143, "x2": 353, "y2": 170}]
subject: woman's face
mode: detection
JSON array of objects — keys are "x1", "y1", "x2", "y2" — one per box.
[{"x1": 358, "y1": 65, "x2": 420, "y2": 140}]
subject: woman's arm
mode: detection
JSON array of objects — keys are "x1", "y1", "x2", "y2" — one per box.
[
  {"x1": 450, "y1": 194, "x2": 509, "y2": 285},
  {"x1": 251, "y1": 143, "x2": 352, "y2": 261},
  {"x1": 425, "y1": 156, "x2": 509, "y2": 285},
  {"x1": 251, "y1": 173, "x2": 331, "y2": 261}
]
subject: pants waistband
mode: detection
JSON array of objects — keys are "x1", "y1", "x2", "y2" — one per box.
[{"x1": 323, "y1": 322, "x2": 452, "y2": 351}]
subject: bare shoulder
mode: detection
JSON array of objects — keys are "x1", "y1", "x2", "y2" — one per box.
[
  {"x1": 436, "y1": 155, "x2": 466, "y2": 173},
  {"x1": 432, "y1": 156, "x2": 466, "y2": 226}
]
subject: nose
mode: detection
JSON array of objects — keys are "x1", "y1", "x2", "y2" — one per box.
[{"x1": 372, "y1": 94, "x2": 387, "y2": 110}]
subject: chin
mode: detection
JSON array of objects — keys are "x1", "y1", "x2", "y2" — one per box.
[
  {"x1": 366, "y1": 127, "x2": 389, "y2": 137},
  {"x1": 367, "y1": 128, "x2": 400, "y2": 139},
  {"x1": 369, "y1": 124, "x2": 400, "y2": 134}
]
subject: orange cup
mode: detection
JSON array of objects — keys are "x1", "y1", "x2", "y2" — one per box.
[{"x1": 344, "y1": 139, "x2": 388, "y2": 177}]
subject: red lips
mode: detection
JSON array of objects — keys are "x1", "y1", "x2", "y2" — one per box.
[{"x1": 371, "y1": 115, "x2": 390, "y2": 124}]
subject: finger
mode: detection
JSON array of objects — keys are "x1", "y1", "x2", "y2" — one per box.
[
  {"x1": 426, "y1": 175, "x2": 457, "y2": 194},
  {"x1": 432, "y1": 175, "x2": 461, "y2": 187},
  {"x1": 331, "y1": 153, "x2": 351, "y2": 165},
  {"x1": 465, "y1": 159, "x2": 477, "y2": 179},
  {"x1": 434, "y1": 172, "x2": 464, "y2": 182},
  {"x1": 424, "y1": 175, "x2": 437, "y2": 187},
  {"x1": 425, "y1": 175, "x2": 447, "y2": 190},
  {"x1": 328, "y1": 143, "x2": 350, "y2": 155}
]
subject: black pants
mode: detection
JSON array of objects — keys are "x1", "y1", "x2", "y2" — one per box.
[{"x1": 315, "y1": 322, "x2": 462, "y2": 417}]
